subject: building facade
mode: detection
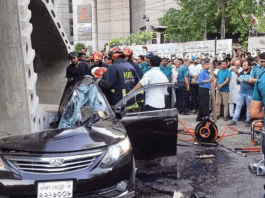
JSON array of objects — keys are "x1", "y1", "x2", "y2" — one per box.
[{"x1": 54, "y1": 0, "x2": 181, "y2": 51}]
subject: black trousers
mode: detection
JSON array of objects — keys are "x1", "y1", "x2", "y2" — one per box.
[
  {"x1": 190, "y1": 84, "x2": 199, "y2": 110},
  {"x1": 198, "y1": 87, "x2": 210, "y2": 118},
  {"x1": 178, "y1": 82, "x2": 189, "y2": 113},
  {"x1": 144, "y1": 105, "x2": 164, "y2": 112}
]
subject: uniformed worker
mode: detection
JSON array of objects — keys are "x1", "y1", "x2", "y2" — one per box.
[
  {"x1": 249, "y1": 71, "x2": 265, "y2": 128},
  {"x1": 123, "y1": 47, "x2": 143, "y2": 79},
  {"x1": 88, "y1": 51, "x2": 109, "y2": 75},
  {"x1": 98, "y1": 46, "x2": 140, "y2": 106},
  {"x1": 66, "y1": 52, "x2": 90, "y2": 81},
  {"x1": 249, "y1": 52, "x2": 265, "y2": 84}
]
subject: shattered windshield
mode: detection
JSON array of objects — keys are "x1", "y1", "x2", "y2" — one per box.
[{"x1": 58, "y1": 83, "x2": 108, "y2": 129}]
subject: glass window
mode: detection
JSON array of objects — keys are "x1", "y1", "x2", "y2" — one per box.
[
  {"x1": 58, "y1": 84, "x2": 109, "y2": 129},
  {"x1": 69, "y1": 0, "x2": 73, "y2": 13}
]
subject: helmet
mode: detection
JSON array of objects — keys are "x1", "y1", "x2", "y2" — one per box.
[
  {"x1": 94, "y1": 67, "x2": 107, "y2": 78},
  {"x1": 94, "y1": 51, "x2": 103, "y2": 61},
  {"x1": 91, "y1": 67, "x2": 99, "y2": 76},
  {"x1": 123, "y1": 47, "x2": 133, "y2": 56},
  {"x1": 111, "y1": 46, "x2": 124, "y2": 61},
  {"x1": 90, "y1": 53, "x2": 95, "y2": 61}
]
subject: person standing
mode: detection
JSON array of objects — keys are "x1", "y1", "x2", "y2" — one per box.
[
  {"x1": 98, "y1": 47, "x2": 140, "y2": 106},
  {"x1": 88, "y1": 51, "x2": 109, "y2": 75},
  {"x1": 249, "y1": 52, "x2": 265, "y2": 84},
  {"x1": 128, "y1": 56, "x2": 169, "y2": 111},
  {"x1": 172, "y1": 59, "x2": 183, "y2": 108},
  {"x1": 123, "y1": 47, "x2": 143, "y2": 79},
  {"x1": 249, "y1": 71, "x2": 265, "y2": 128},
  {"x1": 160, "y1": 58, "x2": 172, "y2": 82},
  {"x1": 228, "y1": 61, "x2": 241, "y2": 118},
  {"x1": 215, "y1": 60, "x2": 232, "y2": 121},
  {"x1": 189, "y1": 58, "x2": 202, "y2": 113},
  {"x1": 197, "y1": 60, "x2": 214, "y2": 121},
  {"x1": 178, "y1": 59, "x2": 191, "y2": 115},
  {"x1": 78, "y1": 52, "x2": 86, "y2": 61},
  {"x1": 228, "y1": 61, "x2": 254, "y2": 127},
  {"x1": 66, "y1": 52, "x2": 90, "y2": 81}
]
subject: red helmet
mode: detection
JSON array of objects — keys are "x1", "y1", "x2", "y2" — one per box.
[
  {"x1": 90, "y1": 53, "x2": 95, "y2": 61},
  {"x1": 94, "y1": 51, "x2": 103, "y2": 60},
  {"x1": 111, "y1": 46, "x2": 124, "y2": 61},
  {"x1": 123, "y1": 47, "x2": 133, "y2": 56},
  {"x1": 94, "y1": 67, "x2": 107, "y2": 78}
]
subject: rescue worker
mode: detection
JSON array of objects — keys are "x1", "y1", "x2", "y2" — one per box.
[
  {"x1": 98, "y1": 46, "x2": 140, "y2": 106},
  {"x1": 88, "y1": 51, "x2": 109, "y2": 75},
  {"x1": 123, "y1": 47, "x2": 143, "y2": 79},
  {"x1": 66, "y1": 52, "x2": 89, "y2": 81}
]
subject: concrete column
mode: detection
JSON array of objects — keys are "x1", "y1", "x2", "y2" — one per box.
[
  {"x1": 91, "y1": 0, "x2": 98, "y2": 51},
  {"x1": 0, "y1": 0, "x2": 31, "y2": 135}
]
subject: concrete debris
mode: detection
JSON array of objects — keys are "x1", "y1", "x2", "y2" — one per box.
[{"x1": 195, "y1": 154, "x2": 215, "y2": 159}]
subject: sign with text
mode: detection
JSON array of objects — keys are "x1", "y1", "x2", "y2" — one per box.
[
  {"x1": 77, "y1": 5, "x2": 92, "y2": 23},
  {"x1": 128, "y1": 39, "x2": 232, "y2": 60}
]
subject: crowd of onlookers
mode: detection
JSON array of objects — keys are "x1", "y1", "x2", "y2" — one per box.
[{"x1": 67, "y1": 46, "x2": 265, "y2": 127}]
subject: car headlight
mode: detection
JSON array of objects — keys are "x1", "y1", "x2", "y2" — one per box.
[{"x1": 101, "y1": 137, "x2": 131, "y2": 166}]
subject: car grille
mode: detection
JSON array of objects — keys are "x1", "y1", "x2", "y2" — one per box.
[{"x1": 4, "y1": 151, "x2": 104, "y2": 174}]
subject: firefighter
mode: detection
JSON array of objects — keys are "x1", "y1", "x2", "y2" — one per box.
[
  {"x1": 98, "y1": 46, "x2": 140, "y2": 106},
  {"x1": 88, "y1": 51, "x2": 109, "y2": 75},
  {"x1": 123, "y1": 47, "x2": 143, "y2": 79}
]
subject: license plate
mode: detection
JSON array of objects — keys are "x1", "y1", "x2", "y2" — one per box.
[{"x1": 37, "y1": 180, "x2": 73, "y2": 198}]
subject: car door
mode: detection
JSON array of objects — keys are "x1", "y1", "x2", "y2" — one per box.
[{"x1": 114, "y1": 83, "x2": 178, "y2": 160}]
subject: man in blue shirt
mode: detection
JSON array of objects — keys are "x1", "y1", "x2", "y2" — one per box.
[
  {"x1": 215, "y1": 60, "x2": 232, "y2": 121},
  {"x1": 178, "y1": 59, "x2": 191, "y2": 115},
  {"x1": 197, "y1": 60, "x2": 214, "y2": 121},
  {"x1": 228, "y1": 61, "x2": 254, "y2": 127},
  {"x1": 249, "y1": 52, "x2": 265, "y2": 84},
  {"x1": 160, "y1": 57, "x2": 172, "y2": 81},
  {"x1": 250, "y1": 71, "x2": 265, "y2": 129}
]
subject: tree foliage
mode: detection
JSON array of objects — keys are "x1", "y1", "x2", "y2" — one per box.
[
  {"x1": 108, "y1": 31, "x2": 156, "y2": 47},
  {"x1": 158, "y1": 0, "x2": 265, "y2": 49},
  {"x1": 74, "y1": 43, "x2": 85, "y2": 52}
]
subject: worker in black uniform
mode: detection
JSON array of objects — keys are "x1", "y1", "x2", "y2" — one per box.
[
  {"x1": 88, "y1": 51, "x2": 109, "y2": 75},
  {"x1": 66, "y1": 52, "x2": 90, "y2": 81},
  {"x1": 98, "y1": 46, "x2": 140, "y2": 106},
  {"x1": 123, "y1": 47, "x2": 143, "y2": 79}
]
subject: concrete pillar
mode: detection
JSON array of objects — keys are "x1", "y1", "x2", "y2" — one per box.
[
  {"x1": 0, "y1": 0, "x2": 31, "y2": 135},
  {"x1": 92, "y1": 0, "x2": 98, "y2": 51}
]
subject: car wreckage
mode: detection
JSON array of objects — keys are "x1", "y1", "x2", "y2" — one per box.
[{"x1": 0, "y1": 76, "x2": 178, "y2": 198}]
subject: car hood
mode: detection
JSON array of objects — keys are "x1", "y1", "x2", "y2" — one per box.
[{"x1": 0, "y1": 120, "x2": 126, "y2": 153}]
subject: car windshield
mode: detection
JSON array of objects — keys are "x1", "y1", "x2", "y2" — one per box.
[{"x1": 58, "y1": 83, "x2": 109, "y2": 129}]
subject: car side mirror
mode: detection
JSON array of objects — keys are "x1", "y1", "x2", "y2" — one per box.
[{"x1": 115, "y1": 106, "x2": 124, "y2": 120}]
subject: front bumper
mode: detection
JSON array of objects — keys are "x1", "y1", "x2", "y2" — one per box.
[{"x1": 0, "y1": 151, "x2": 136, "y2": 197}]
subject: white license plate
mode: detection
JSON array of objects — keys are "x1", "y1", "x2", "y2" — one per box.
[{"x1": 37, "y1": 180, "x2": 73, "y2": 198}]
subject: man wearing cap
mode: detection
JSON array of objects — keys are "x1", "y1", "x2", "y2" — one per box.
[
  {"x1": 78, "y1": 52, "x2": 86, "y2": 61},
  {"x1": 98, "y1": 46, "x2": 140, "y2": 106},
  {"x1": 123, "y1": 47, "x2": 143, "y2": 79},
  {"x1": 66, "y1": 52, "x2": 90, "y2": 81},
  {"x1": 142, "y1": 52, "x2": 154, "y2": 74},
  {"x1": 88, "y1": 51, "x2": 109, "y2": 75}
]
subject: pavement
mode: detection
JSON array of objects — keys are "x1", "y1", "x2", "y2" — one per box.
[{"x1": 133, "y1": 113, "x2": 265, "y2": 198}]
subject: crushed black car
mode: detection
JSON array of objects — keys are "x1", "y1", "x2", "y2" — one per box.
[{"x1": 0, "y1": 76, "x2": 178, "y2": 198}]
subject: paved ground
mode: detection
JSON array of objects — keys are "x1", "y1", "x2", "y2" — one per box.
[{"x1": 133, "y1": 114, "x2": 265, "y2": 198}]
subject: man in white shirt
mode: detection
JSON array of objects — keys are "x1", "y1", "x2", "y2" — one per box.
[
  {"x1": 189, "y1": 58, "x2": 202, "y2": 113},
  {"x1": 128, "y1": 56, "x2": 169, "y2": 111}
]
